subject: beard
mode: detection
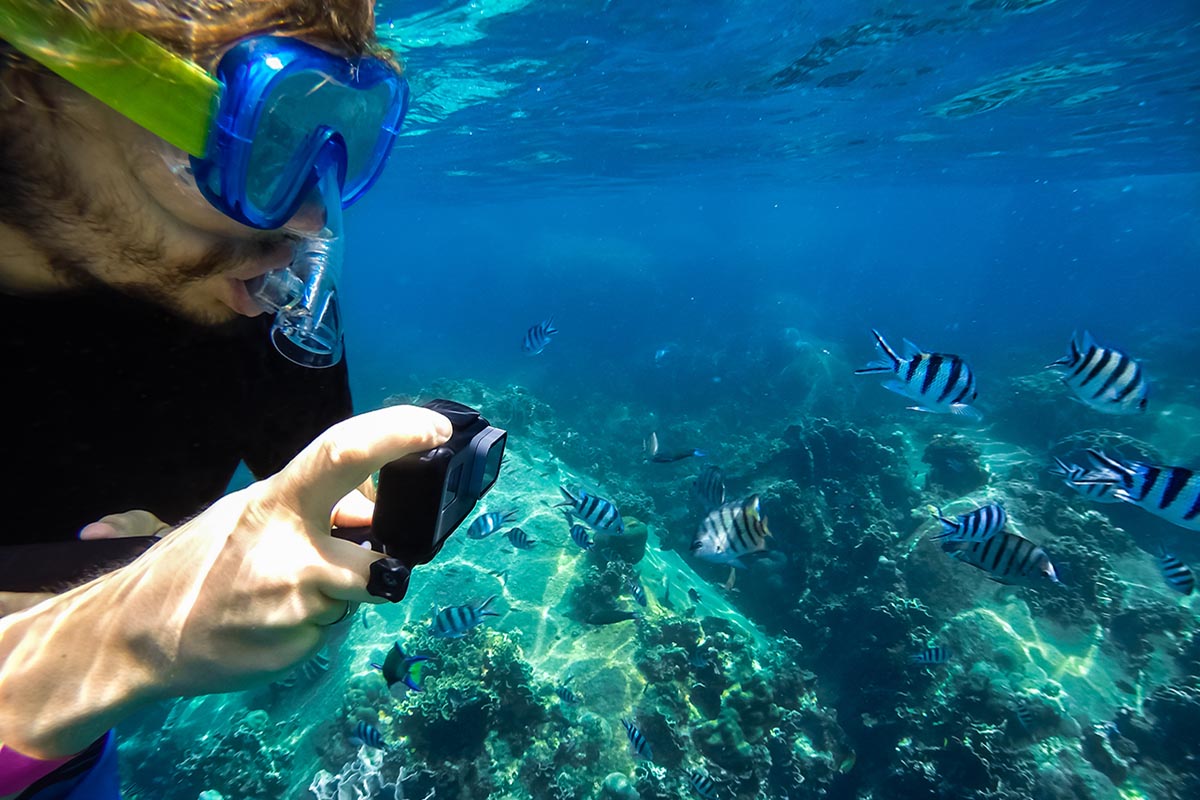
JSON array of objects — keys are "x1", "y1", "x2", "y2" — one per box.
[{"x1": 1, "y1": 76, "x2": 290, "y2": 324}]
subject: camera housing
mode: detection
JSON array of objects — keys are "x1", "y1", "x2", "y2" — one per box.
[{"x1": 366, "y1": 399, "x2": 506, "y2": 567}]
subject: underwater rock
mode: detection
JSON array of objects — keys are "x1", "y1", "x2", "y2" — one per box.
[
  {"x1": 592, "y1": 517, "x2": 648, "y2": 565},
  {"x1": 308, "y1": 746, "x2": 403, "y2": 800},
  {"x1": 922, "y1": 433, "x2": 988, "y2": 498},
  {"x1": 1081, "y1": 727, "x2": 1130, "y2": 786},
  {"x1": 598, "y1": 772, "x2": 640, "y2": 800}
]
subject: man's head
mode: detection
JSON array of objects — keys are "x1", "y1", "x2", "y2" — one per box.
[{"x1": 0, "y1": 0, "x2": 391, "y2": 324}]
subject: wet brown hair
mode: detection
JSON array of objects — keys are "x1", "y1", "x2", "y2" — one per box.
[{"x1": 3, "y1": 0, "x2": 394, "y2": 68}]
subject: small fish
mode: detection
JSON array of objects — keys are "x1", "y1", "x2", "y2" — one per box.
[
  {"x1": 371, "y1": 642, "x2": 432, "y2": 693},
  {"x1": 691, "y1": 495, "x2": 772, "y2": 570},
  {"x1": 360, "y1": 610, "x2": 373, "y2": 629},
  {"x1": 1084, "y1": 450, "x2": 1200, "y2": 531},
  {"x1": 688, "y1": 650, "x2": 710, "y2": 670},
  {"x1": 1014, "y1": 698, "x2": 1038, "y2": 732},
  {"x1": 942, "y1": 532, "x2": 1059, "y2": 587},
  {"x1": 1046, "y1": 331, "x2": 1148, "y2": 414},
  {"x1": 1157, "y1": 546, "x2": 1195, "y2": 595},
  {"x1": 688, "y1": 769, "x2": 718, "y2": 800},
  {"x1": 556, "y1": 486, "x2": 625, "y2": 534},
  {"x1": 431, "y1": 595, "x2": 501, "y2": 638},
  {"x1": 522, "y1": 318, "x2": 558, "y2": 355},
  {"x1": 468, "y1": 511, "x2": 516, "y2": 540},
  {"x1": 930, "y1": 503, "x2": 1007, "y2": 543},
  {"x1": 628, "y1": 577, "x2": 647, "y2": 607},
  {"x1": 1050, "y1": 458, "x2": 1120, "y2": 503},
  {"x1": 349, "y1": 720, "x2": 385, "y2": 749},
  {"x1": 489, "y1": 567, "x2": 511, "y2": 585},
  {"x1": 569, "y1": 523, "x2": 594, "y2": 551},
  {"x1": 507, "y1": 526, "x2": 536, "y2": 549},
  {"x1": 585, "y1": 608, "x2": 641, "y2": 625},
  {"x1": 910, "y1": 646, "x2": 952, "y2": 665},
  {"x1": 688, "y1": 587, "x2": 701, "y2": 604},
  {"x1": 620, "y1": 717, "x2": 653, "y2": 760},
  {"x1": 645, "y1": 431, "x2": 707, "y2": 463},
  {"x1": 556, "y1": 676, "x2": 581, "y2": 705},
  {"x1": 694, "y1": 465, "x2": 726, "y2": 511},
  {"x1": 854, "y1": 329, "x2": 981, "y2": 419}
]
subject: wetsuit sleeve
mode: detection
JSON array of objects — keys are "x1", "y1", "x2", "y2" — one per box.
[{"x1": 240, "y1": 352, "x2": 353, "y2": 480}]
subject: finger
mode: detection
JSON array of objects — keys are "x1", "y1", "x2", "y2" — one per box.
[
  {"x1": 311, "y1": 535, "x2": 407, "y2": 605},
  {"x1": 272, "y1": 405, "x2": 452, "y2": 526},
  {"x1": 79, "y1": 509, "x2": 170, "y2": 540},
  {"x1": 331, "y1": 489, "x2": 374, "y2": 528}
]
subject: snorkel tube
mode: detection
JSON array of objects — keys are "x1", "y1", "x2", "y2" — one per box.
[{"x1": 249, "y1": 161, "x2": 346, "y2": 368}]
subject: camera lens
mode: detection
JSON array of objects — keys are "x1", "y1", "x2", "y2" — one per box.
[{"x1": 480, "y1": 433, "x2": 505, "y2": 495}]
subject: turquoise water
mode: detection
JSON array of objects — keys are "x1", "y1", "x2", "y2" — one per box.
[{"x1": 126, "y1": 2, "x2": 1199, "y2": 798}]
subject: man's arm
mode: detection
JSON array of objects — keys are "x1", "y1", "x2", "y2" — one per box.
[
  {"x1": 0, "y1": 406, "x2": 450, "y2": 760},
  {"x1": 0, "y1": 593, "x2": 52, "y2": 618}
]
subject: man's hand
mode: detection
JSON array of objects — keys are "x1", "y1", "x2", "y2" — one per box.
[{"x1": 0, "y1": 404, "x2": 451, "y2": 758}]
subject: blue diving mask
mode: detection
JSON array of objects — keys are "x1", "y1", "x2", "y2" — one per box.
[{"x1": 0, "y1": 2, "x2": 409, "y2": 366}]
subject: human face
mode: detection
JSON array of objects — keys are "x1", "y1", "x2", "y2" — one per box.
[{"x1": 0, "y1": 78, "x2": 298, "y2": 323}]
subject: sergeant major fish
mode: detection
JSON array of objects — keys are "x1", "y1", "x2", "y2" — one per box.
[
  {"x1": 620, "y1": 717, "x2": 653, "y2": 760},
  {"x1": 507, "y1": 527, "x2": 536, "y2": 550},
  {"x1": 468, "y1": 510, "x2": 516, "y2": 540},
  {"x1": 854, "y1": 329, "x2": 981, "y2": 419},
  {"x1": 942, "y1": 532, "x2": 1059, "y2": 587},
  {"x1": 522, "y1": 318, "x2": 558, "y2": 355},
  {"x1": 910, "y1": 645, "x2": 952, "y2": 665},
  {"x1": 628, "y1": 577, "x2": 647, "y2": 607},
  {"x1": 569, "y1": 523, "x2": 594, "y2": 551},
  {"x1": 556, "y1": 486, "x2": 625, "y2": 534},
  {"x1": 431, "y1": 596, "x2": 501, "y2": 638},
  {"x1": 1157, "y1": 546, "x2": 1195, "y2": 595},
  {"x1": 694, "y1": 464, "x2": 726, "y2": 512},
  {"x1": 688, "y1": 769, "x2": 718, "y2": 800},
  {"x1": 691, "y1": 495, "x2": 771, "y2": 570},
  {"x1": 1051, "y1": 458, "x2": 1119, "y2": 503},
  {"x1": 556, "y1": 676, "x2": 582, "y2": 705},
  {"x1": 349, "y1": 720, "x2": 385, "y2": 749},
  {"x1": 1084, "y1": 450, "x2": 1200, "y2": 531},
  {"x1": 931, "y1": 503, "x2": 1007, "y2": 542},
  {"x1": 1046, "y1": 331, "x2": 1148, "y2": 414}
]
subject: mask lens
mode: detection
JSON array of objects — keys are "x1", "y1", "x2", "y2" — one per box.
[{"x1": 246, "y1": 69, "x2": 396, "y2": 215}]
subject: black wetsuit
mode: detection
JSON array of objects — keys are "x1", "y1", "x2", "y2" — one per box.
[{"x1": 1, "y1": 286, "x2": 353, "y2": 545}]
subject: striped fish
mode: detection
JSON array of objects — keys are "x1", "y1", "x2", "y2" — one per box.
[
  {"x1": 688, "y1": 769, "x2": 718, "y2": 800},
  {"x1": 910, "y1": 646, "x2": 952, "y2": 665},
  {"x1": 349, "y1": 720, "x2": 385, "y2": 749},
  {"x1": 569, "y1": 523, "x2": 594, "y2": 551},
  {"x1": 556, "y1": 676, "x2": 581, "y2": 705},
  {"x1": 691, "y1": 495, "x2": 771, "y2": 570},
  {"x1": 1046, "y1": 331, "x2": 1148, "y2": 415},
  {"x1": 522, "y1": 318, "x2": 558, "y2": 355},
  {"x1": 931, "y1": 503, "x2": 1007, "y2": 542},
  {"x1": 431, "y1": 596, "x2": 501, "y2": 638},
  {"x1": 556, "y1": 486, "x2": 625, "y2": 534},
  {"x1": 1157, "y1": 546, "x2": 1195, "y2": 595},
  {"x1": 694, "y1": 465, "x2": 726, "y2": 511},
  {"x1": 1084, "y1": 450, "x2": 1200, "y2": 531},
  {"x1": 854, "y1": 329, "x2": 981, "y2": 420},
  {"x1": 942, "y1": 532, "x2": 1059, "y2": 587},
  {"x1": 468, "y1": 510, "x2": 515, "y2": 540},
  {"x1": 1050, "y1": 458, "x2": 1119, "y2": 503},
  {"x1": 507, "y1": 527, "x2": 536, "y2": 549},
  {"x1": 1014, "y1": 698, "x2": 1038, "y2": 733},
  {"x1": 628, "y1": 577, "x2": 647, "y2": 607},
  {"x1": 620, "y1": 717, "x2": 653, "y2": 760}
]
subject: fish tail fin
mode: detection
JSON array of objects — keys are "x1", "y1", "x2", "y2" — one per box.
[
  {"x1": 950, "y1": 404, "x2": 983, "y2": 421},
  {"x1": 478, "y1": 594, "x2": 498, "y2": 612},
  {"x1": 855, "y1": 329, "x2": 900, "y2": 374},
  {"x1": 1049, "y1": 457, "x2": 1072, "y2": 477},
  {"x1": 930, "y1": 515, "x2": 960, "y2": 541},
  {"x1": 555, "y1": 486, "x2": 579, "y2": 508}
]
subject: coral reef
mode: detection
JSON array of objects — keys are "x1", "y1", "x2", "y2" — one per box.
[{"x1": 922, "y1": 433, "x2": 989, "y2": 498}]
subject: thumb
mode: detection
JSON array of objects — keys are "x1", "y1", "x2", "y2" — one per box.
[
  {"x1": 79, "y1": 509, "x2": 170, "y2": 540},
  {"x1": 272, "y1": 405, "x2": 452, "y2": 525}
]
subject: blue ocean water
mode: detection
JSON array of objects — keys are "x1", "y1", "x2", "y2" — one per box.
[{"x1": 144, "y1": 2, "x2": 1200, "y2": 799}]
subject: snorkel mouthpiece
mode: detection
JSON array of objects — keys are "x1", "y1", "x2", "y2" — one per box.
[{"x1": 248, "y1": 167, "x2": 345, "y2": 368}]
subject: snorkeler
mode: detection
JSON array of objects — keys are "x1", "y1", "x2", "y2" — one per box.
[{"x1": 0, "y1": 1, "x2": 442, "y2": 797}]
